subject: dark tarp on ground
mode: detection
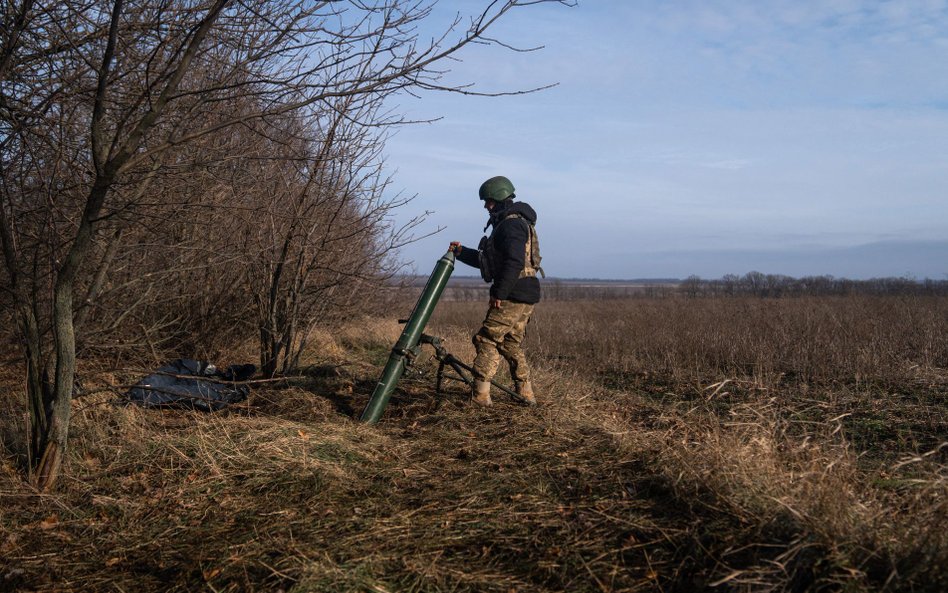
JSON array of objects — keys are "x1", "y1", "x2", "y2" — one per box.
[{"x1": 126, "y1": 359, "x2": 256, "y2": 411}]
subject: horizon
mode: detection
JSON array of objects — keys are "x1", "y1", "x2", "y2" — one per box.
[
  {"x1": 382, "y1": 1, "x2": 948, "y2": 281},
  {"x1": 402, "y1": 268, "x2": 948, "y2": 283}
]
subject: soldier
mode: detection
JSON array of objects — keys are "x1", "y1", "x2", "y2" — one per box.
[{"x1": 449, "y1": 175, "x2": 543, "y2": 407}]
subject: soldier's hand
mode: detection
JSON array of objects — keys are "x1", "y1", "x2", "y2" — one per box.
[
  {"x1": 489, "y1": 298, "x2": 502, "y2": 309},
  {"x1": 449, "y1": 241, "x2": 461, "y2": 254}
]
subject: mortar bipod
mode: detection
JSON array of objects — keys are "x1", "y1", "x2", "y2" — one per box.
[{"x1": 416, "y1": 333, "x2": 528, "y2": 405}]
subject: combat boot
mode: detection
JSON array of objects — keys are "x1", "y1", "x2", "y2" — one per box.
[
  {"x1": 517, "y1": 381, "x2": 537, "y2": 406},
  {"x1": 472, "y1": 380, "x2": 492, "y2": 407}
]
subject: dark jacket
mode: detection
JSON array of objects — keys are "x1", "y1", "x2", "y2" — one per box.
[{"x1": 458, "y1": 200, "x2": 541, "y2": 304}]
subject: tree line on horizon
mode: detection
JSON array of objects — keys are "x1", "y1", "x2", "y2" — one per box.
[
  {"x1": 677, "y1": 271, "x2": 948, "y2": 298},
  {"x1": 435, "y1": 272, "x2": 948, "y2": 300}
]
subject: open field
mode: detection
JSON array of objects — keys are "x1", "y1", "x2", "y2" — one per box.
[{"x1": 1, "y1": 296, "x2": 946, "y2": 592}]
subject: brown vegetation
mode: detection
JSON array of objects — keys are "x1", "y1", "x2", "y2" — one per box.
[
  {"x1": 434, "y1": 295, "x2": 948, "y2": 386},
  {"x1": 1, "y1": 3, "x2": 942, "y2": 588},
  {"x1": 1, "y1": 296, "x2": 945, "y2": 592},
  {"x1": 0, "y1": 0, "x2": 570, "y2": 490}
]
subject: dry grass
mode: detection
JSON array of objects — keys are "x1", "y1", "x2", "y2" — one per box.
[
  {"x1": 432, "y1": 295, "x2": 948, "y2": 384},
  {"x1": 1, "y1": 298, "x2": 946, "y2": 592}
]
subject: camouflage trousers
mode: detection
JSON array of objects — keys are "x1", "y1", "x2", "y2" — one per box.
[{"x1": 472, "y1": 301, "x2": 534, "y2": 384}]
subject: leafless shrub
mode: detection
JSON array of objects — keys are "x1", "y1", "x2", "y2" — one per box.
[{"x1": 1, "y1": 0, "x2": 574, "y2": 490}]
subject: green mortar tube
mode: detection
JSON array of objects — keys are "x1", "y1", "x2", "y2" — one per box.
[{"x1": 360, "y1": 249, "x2": 456, "y2": 424}]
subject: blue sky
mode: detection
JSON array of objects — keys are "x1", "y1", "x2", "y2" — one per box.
[{"x1": 384, "y1": 1, "x2": 948, "y2": 279}]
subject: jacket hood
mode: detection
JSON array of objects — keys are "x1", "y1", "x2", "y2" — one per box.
[
  {"x1": 507, "y1": 201, "x2": 537, "y2": 224},
  {"x1": 490, "y1": 200, "x2": 536, "y2": 227}
]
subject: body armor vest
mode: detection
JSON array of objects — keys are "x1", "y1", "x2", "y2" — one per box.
[{"x1": 478, "y1": 213, "x2": 543, "y2": 284}]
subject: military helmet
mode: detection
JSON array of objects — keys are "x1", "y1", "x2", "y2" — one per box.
[{"x1": 478, "y1": 176, "x2": 515, "y2": 202}]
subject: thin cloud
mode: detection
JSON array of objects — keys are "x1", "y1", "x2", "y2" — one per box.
[{"x1": 385, "y1": 1, "x2": 948, "y2": 278}]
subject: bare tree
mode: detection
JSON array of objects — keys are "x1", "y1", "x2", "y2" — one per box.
[
  {"x1": 0, "y1": 0, "x2": 573, "y2": 490},
  {"x1": 233, "y1": 92, "x2": 433, "y2": 377}
]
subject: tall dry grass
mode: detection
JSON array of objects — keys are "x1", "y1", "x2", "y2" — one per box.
[
  {"x1": 429, "y1": 296, "x2": 947, "y2": 590},
  {"x1": 0, "y1": 299, "x2": 945, "y2": 592},
  {"x1": 431, "y1": 295, "x2": 948, "y2": 386}
]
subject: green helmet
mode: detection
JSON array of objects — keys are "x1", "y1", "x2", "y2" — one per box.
[{"x1": 478, "y1": 176, "x2": 515, "y2": 202}]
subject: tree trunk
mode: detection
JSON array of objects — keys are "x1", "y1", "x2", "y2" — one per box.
[
  {"x1": 19, "y1": 304, "x2": 51, "y2": 464},
  {"x1": 31, "y1": 181, "x2": 108, "y2": 491},
  {"x1": 260, "y1": 323, "x2": 283, "y2": 379},
  {"x1": 33, "y1": 276, "x2": 77, "y2": 491}
]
